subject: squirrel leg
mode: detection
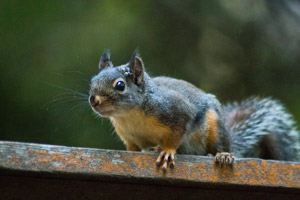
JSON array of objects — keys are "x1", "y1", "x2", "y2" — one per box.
[
  {"x1": 156, "y1": 129, "x2": 182, "y2": 170},
  {"x1": 205, "y1": 109, "x2": 233, "y2": 166},
  {"x1": 125, "y1": 142, "x2": 141, "y2": 151},
  {"x1": 214, "y1": 152, "x2": 235, "y2": 166}
]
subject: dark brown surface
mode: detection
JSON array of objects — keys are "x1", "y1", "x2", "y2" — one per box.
[{"x1": 0, "y1": 141, "x2": 300, "y2": 200}]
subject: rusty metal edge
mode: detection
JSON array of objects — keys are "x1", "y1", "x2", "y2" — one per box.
[{"x1": 0, "y1": 141, "x2": 300, "y2": 190}]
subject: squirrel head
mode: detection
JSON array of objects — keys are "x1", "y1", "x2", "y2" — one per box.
[{"x1": 89, "y1": 49, "x2": 146, "y2": 117}]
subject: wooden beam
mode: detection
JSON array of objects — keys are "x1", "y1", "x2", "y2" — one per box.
[{"x1": 0, "y1": 141, "x2": 299, "y2": 199}]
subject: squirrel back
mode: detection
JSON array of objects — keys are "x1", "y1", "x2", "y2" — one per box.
[{"x1": 223, "y1": 97, "x2": 300, "y2": 161}]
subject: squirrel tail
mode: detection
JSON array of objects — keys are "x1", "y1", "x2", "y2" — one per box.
[{"x1": 223, "y1": 97, "x2": 300, "y2": 161}]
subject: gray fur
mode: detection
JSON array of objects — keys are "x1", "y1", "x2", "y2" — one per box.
[
  {"x1": 223, "y1": 97, "x2": 300, "y2": 161},
  {"x1": 90, "y1": 51, "x2": 299, "y2": 161}
]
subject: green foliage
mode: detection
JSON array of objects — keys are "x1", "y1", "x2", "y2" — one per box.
[{"x1": 0, "y1": 0, "x2": 299, "y2": 149}]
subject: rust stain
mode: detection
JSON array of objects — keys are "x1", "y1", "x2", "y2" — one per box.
[
  {"x1": 1, "y1": 142, "x2": 300, "y2": 188},
  {"x1": 36, "y1": 150, "x2": 48, "y2": 155},
  {"x1": 8, "y1": 154, "x2": 21, "y2": 167}
]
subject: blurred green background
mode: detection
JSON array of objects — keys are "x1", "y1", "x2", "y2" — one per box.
[{"x1": 1, "y1": 0, "x2": 299, "y2": 150}]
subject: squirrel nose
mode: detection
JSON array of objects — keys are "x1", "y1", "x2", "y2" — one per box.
[{"x1": 89, "y1": 95, "x2": 101, "y2": 107}]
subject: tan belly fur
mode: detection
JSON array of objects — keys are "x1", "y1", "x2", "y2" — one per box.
[{"x1": 111, "y1": 109, "x2": 172, "y2": 149}]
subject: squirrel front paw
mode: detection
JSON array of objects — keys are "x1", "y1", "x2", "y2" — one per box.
[
  {"x1": 214, "y1": 152, "x2": 234, "y2": 166},
  {"x1": 156, "y1": 149, "x2": 175, "y2": 170}
]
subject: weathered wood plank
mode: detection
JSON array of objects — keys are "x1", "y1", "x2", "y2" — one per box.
[{"x1": 0, "y1": 141, "x2": 300, "y2": 199}]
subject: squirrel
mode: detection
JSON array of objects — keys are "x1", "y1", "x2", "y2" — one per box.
[{"x1": 89, "y1": 50, "x2": 300, "y2": 170}]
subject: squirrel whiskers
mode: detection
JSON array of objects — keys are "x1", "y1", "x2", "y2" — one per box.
[{"x1": 89, "y1": 50, "x2": 300, "y2": 169}]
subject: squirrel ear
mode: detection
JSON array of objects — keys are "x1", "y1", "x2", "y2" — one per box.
[
  {"x1": 99, "y1": 50, "x2": 113, "y2": 70},
  {"x1": 128, "y1": 49, "x2": 144, "y2": 86}
]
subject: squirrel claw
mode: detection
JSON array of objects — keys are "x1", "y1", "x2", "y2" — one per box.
[
  {"x1": 214, "y1": 152, "x2": 234, "y2": 166},
  {"x1": 156, "y1": 150, "x2": 175, "y2": 170}
]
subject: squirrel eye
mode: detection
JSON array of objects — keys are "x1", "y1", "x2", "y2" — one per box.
[{"x1": 115, "y1": 81, "x2": 125, "y2": 92}]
